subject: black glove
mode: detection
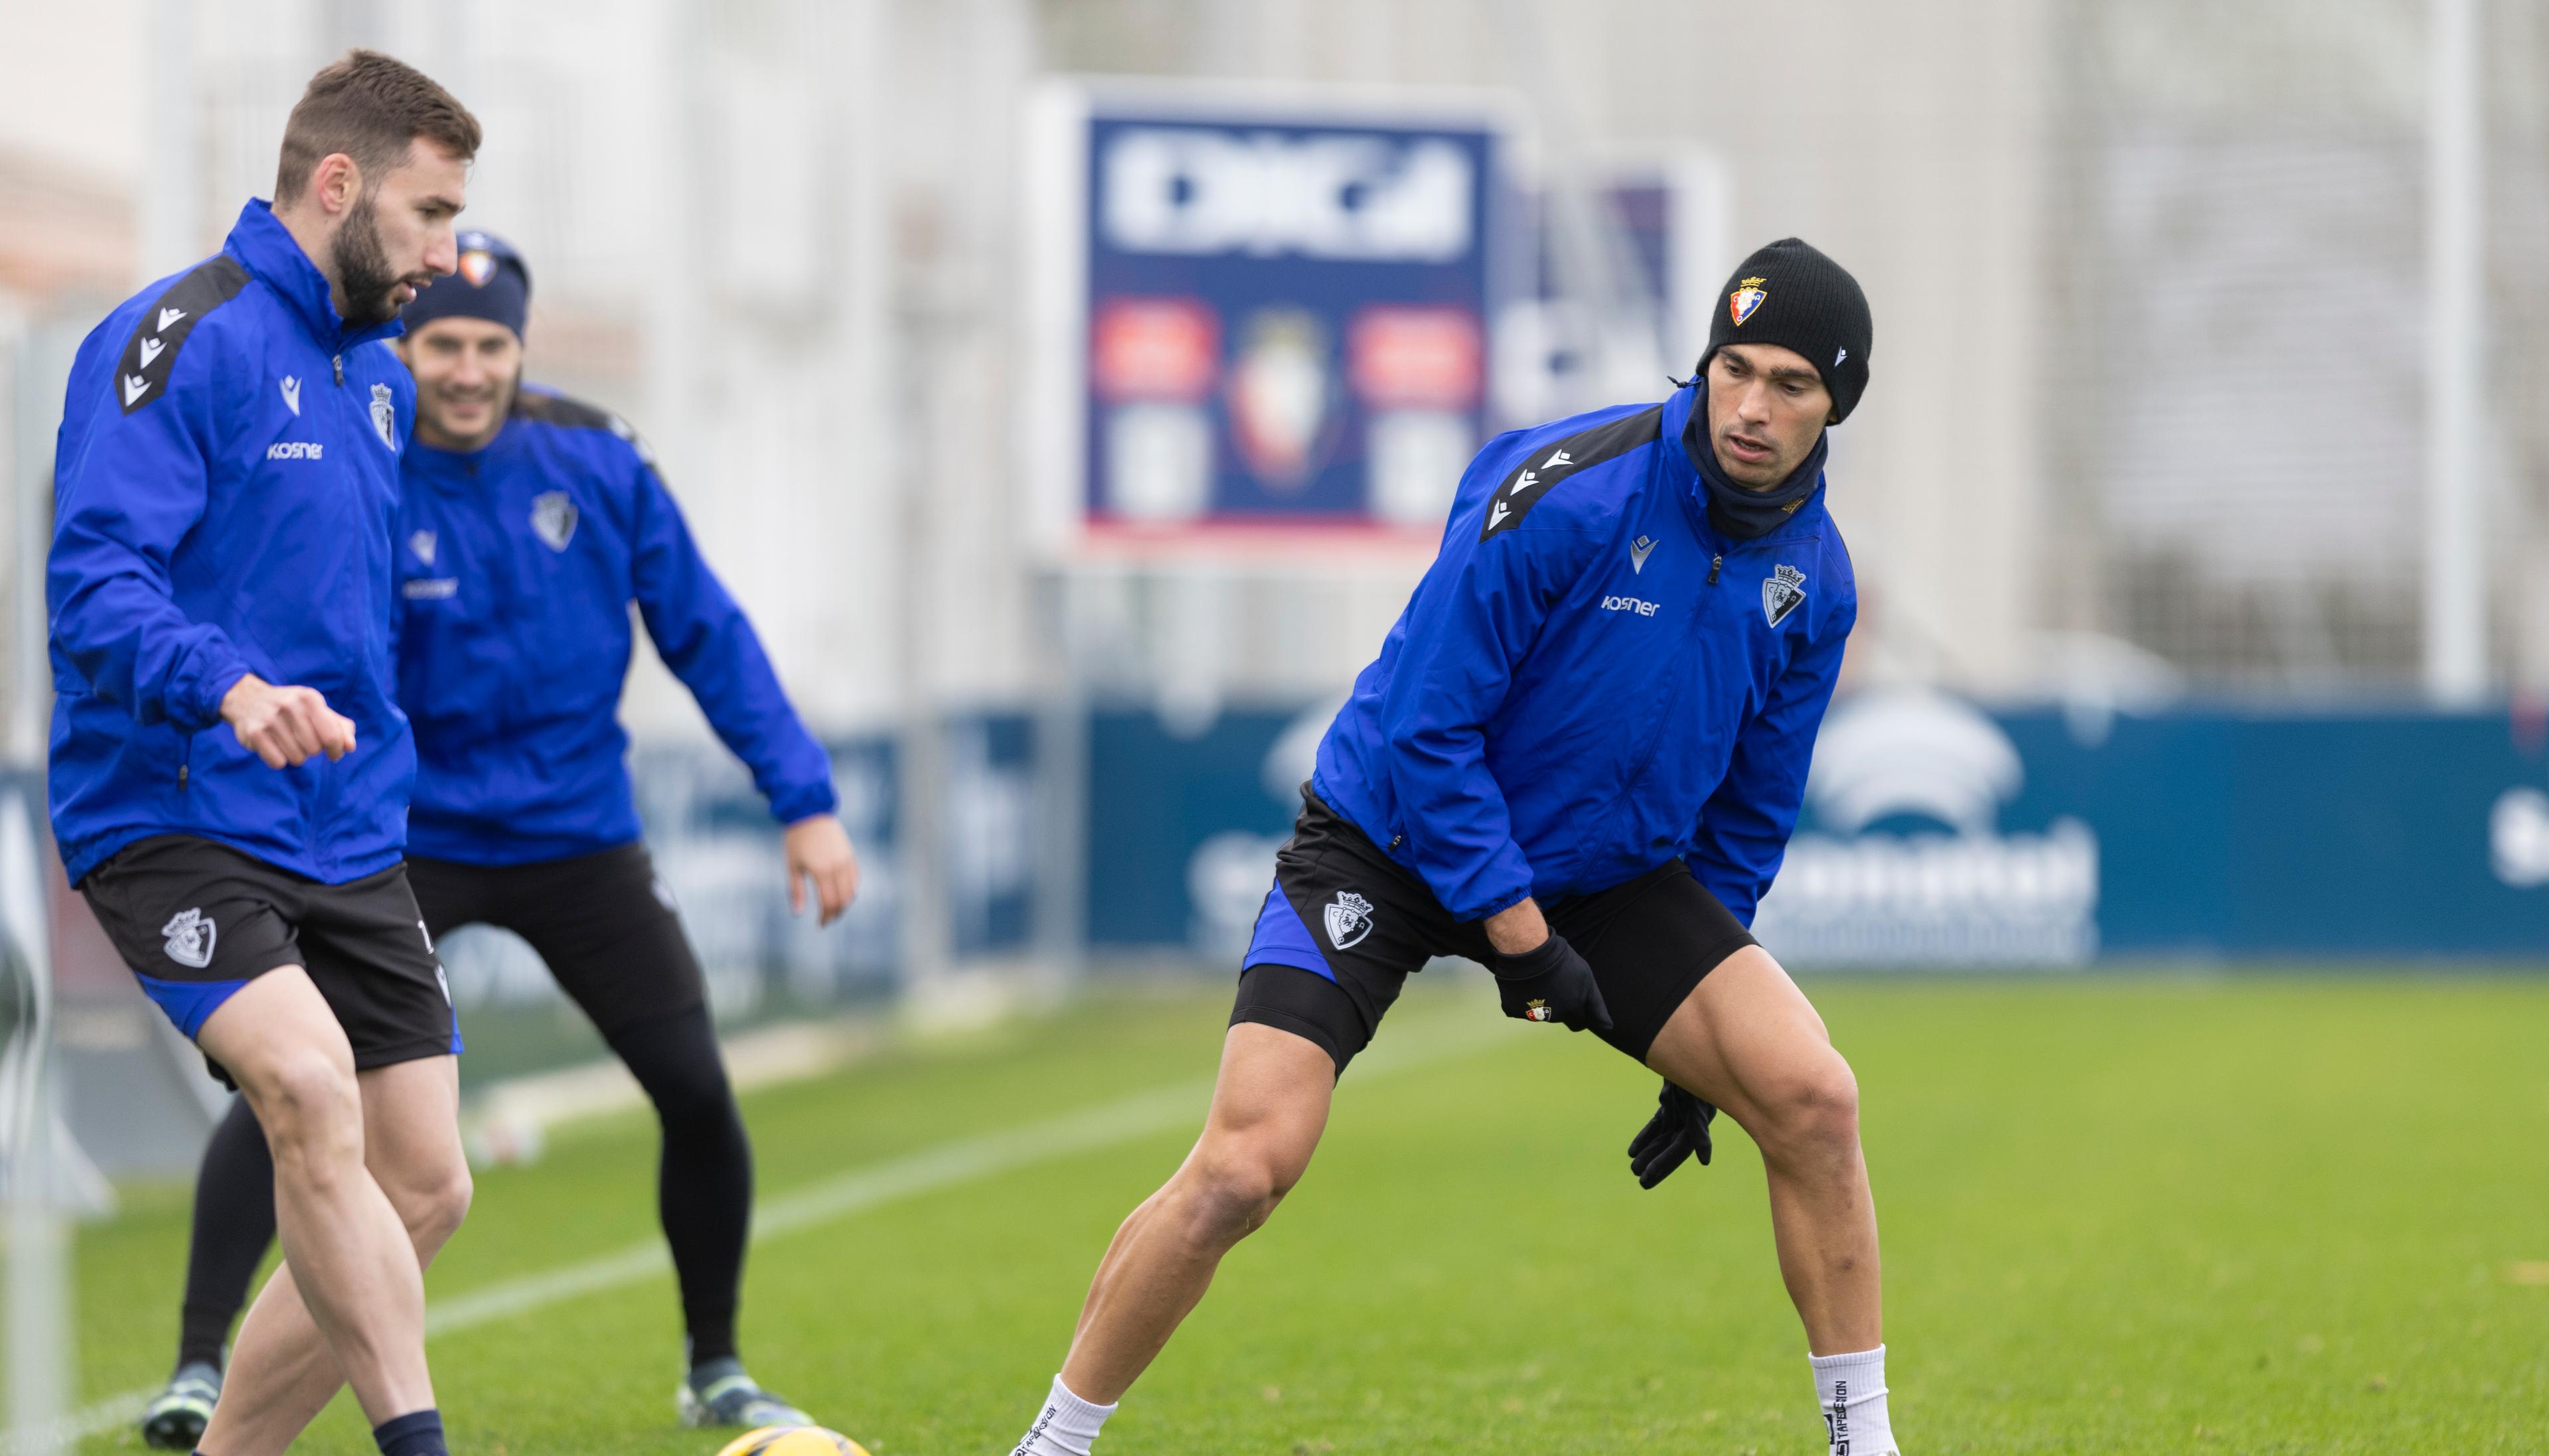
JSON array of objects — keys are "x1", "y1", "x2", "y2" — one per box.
[
  {"x1": 1627, "y1": 1078, "x2": 1718, "y2": 1189},
  {"x1": 1489, "y1": 932, "x2": 1612, "y2": 1035}
]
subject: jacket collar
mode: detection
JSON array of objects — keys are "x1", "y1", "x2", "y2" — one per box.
[
  {"x1": 406, "y1": 407, "x2": 527, "y2": 482},
  {"x1": 1660, "y1": 381, "x2": 1829, "y2": 546},
  {"x1": 222, "y1": 198, "x2": 407, "y2": 353}
]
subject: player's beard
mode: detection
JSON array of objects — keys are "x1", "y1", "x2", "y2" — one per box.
[{"x1": 331, "y1": 192, "x2": 408, "y2": 329}]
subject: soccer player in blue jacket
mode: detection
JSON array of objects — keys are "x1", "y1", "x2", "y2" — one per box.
[
  {"x1": 137, "y1": 234, "x2": 858, "y2": 1445},
  {"x1": 1007, "y1": 241, "x2": 1902, "y2": 1456},
  {"x1": 54, "y1": 53, "x2": 479, "y2": 1456}
]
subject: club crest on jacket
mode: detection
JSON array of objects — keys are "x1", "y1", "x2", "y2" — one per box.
[
  {"x1": 531, "y1": 491, "x2": 579, "y2": 551},
  {"x1": 1763, "y1": 563, "x2": 1808, "y2": 626}
]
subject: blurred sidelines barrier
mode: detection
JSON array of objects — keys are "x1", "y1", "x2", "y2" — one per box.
[
  {"x1": 1087, "y1": 693, "x2": 2549, "y2": 964},
  {"x1": 41, "y1": 693, "x2": 2549, "y2": 1185}
]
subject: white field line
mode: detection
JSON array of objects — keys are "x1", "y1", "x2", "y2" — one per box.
[{"x1": 29, "y1": 1011, "x2": 1515, "y2": 1453}]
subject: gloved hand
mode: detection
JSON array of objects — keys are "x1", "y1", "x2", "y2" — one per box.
[
  {"x1": 1490, "y1": 932, "x2": 1612, "y2": 1034},
  {"x1": 1627, "y1": 1078, "x2": 1718, "y2": 1189}
]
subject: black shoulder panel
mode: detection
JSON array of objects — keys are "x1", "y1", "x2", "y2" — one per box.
[
  {"x1": 1478, "y1": 405, "x2": 1663, "y2": 542},
  {"x1": 115, "y1": 257, "x2": 250, "y2": 415},
  {"x1": 511, "y1": 389, "x2": 619, "y2": 431}
]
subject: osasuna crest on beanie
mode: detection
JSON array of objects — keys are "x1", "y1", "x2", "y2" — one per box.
[
  {"x1": 1700, "y1": 238, "x2": 1872, "y2": 422},
  {"x1": 402, "y1": 229, "x2": 532, "y2": 338}
]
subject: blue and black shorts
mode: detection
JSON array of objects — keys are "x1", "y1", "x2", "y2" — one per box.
[
  {"x1": 1232, "y1": 790, "x2": 1756, "y2": 1074},
  {"x1": 80, "y1": 834, "x2": 459, "y2": 1080}
]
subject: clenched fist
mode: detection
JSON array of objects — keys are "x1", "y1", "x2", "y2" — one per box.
[{"x1": 219, "y1": 674, "x2": 357, "y2": 769}]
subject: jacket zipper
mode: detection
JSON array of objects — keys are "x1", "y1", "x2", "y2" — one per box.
[{"x1": 1707, "y1": 553, "x2": 1723, "y2": 585}]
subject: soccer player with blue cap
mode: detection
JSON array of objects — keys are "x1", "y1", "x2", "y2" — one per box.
[
  {"x1": 1003, "y1": 239, "x2": 1903, "y2": 1456},
  {"x1": 136, "y1": 228, "x2": 856, "y2": 1444}
]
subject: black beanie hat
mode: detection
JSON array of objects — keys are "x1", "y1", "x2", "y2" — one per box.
[
  {"x1": 1698, "y1": 238, "x2": 1871, "y2": 423},
  {"x1": 402, "y1": 229, "x2": 530, "y2": 338}
]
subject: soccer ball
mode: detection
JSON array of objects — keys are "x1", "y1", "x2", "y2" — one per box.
[{"x1": 712, "y1": 1426, "x2": 872, "y2": 1456}]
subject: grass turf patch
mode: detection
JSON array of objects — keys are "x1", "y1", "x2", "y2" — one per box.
[{"x1": 66, "y1": 972, "x2": 2549, "y2": 1453}]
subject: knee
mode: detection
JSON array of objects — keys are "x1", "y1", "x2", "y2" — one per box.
[
  {"x1": 1751, "y1": 1053, "x2": 1861, "y2": 1165},
  {"x1": 384, "y1": 1153, "x2": 473, "y2": 1254},
  {"x1": 251, "y1": 1052, "x2": 362, "y2": 1165},
  {"x1": 1176, "y1": 1131, "x2": 1305, "y2": 1250}
]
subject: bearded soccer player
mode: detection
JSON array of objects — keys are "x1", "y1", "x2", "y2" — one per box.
[
  {"x1": 52, "y1": 52, "x2": 479, "y2": 1456},
  {"x1": 133, "y1": 232, "x2": 859, "y2": 1447},
  {"x1": 1003, "y1": 240, "x2": 1900, "y2": 1456}
]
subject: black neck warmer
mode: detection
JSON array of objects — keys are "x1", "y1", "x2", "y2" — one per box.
[{"x1": 1681, "y1": 388, "x2": 1829, "y2": 540}]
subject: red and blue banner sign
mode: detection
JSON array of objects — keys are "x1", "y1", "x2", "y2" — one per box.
[{"x1": 1027, "y1": 82, "x2": 1511, "y2": 553}]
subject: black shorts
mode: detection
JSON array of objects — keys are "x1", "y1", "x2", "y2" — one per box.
[
  {"x1": 408, "y1": 841, "x2": 706, "y2": 1037},
  {"x1": 82, "y1": 835, "x2": 458, "y2": 1074},
  {"x1": 1233, "y1": 792, "x2": 1758, "y2": 1074}
]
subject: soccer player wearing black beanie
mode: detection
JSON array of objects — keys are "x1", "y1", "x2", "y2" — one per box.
[{"x1": 1001, "y1": 236, "x2": 1900, "y2": 1456}]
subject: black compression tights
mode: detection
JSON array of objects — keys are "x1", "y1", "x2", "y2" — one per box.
[{"x1": 173, "y1": 1007, "x2": 753, "y2": 1372}]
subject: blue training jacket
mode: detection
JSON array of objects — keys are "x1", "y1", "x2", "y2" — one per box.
[
  {"x1": 392, "y1": 386, "x2": 837, "y2": 865},
  {"x1": 49, "y1": 200, "x2": 417, "y2": 887},
  {"x1": 1311, "y1": 382, "x2": 1857, "y2": 926}
]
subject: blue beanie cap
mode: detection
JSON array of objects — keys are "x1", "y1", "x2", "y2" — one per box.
[{"x1": 404, "y1": 230, "x2": 530, "y2": 337}]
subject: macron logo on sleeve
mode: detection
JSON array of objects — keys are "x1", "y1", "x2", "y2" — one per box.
[
  {"x1": 112, "y1": 258, "x2": 249, "y2": 415},
  {"x1": 1478, "y1": 407, "x2": 1665, "y2": 542}
]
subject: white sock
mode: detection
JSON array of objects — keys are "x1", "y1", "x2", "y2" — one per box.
[
  {"x1": 1810, "y1": 1345, "x2": 1897, "y2": 1455},
  {"x1": 1010, "y1": 1374, "x2": 1117, "y2": 1456}
]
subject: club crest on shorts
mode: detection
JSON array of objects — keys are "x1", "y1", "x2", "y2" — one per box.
[
  {"x1": 1728, "y1": 275, "x2": 1769, "y2": 326},
  {"x1": 1762, "y1": 563, "x2": 1808, "y2": 626},
  {"x1": 530, "y1": 491, "x2": 579, "y2": 551},
  {"x1": 161, "y1": 907, "x2": 215, "y2": 970},
  {"x1": 370, "y1": 382, "x2": 398, "y2": 450},
  {"x1": 1323, "y1": 891, "x2": 1375, "y2": 950}
]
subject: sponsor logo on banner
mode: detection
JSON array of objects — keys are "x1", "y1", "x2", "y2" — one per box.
[
  {"x1": 1093, "y1": 297, "x2": 1219, "y2": 403},
  {"x1": 1752, "y1": 690, "x2": 2098, "y2": 964},
  {"x1": 1226, "y1": 309, "x2": 1334, "y2": 487},
  {"x1": 2491, "y1": 786, "x2": 2549, "y2": 887},
  {"x1": 1101, "y1": 127, "x2": 1474, "y2": 261}
]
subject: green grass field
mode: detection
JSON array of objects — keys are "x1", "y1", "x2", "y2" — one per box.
[{"x1": 63, "y1": 972, "x2": 2549, "y2": 1454}]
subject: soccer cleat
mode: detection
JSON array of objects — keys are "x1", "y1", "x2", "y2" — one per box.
[
  {"x1": 679, "y1": 1358, "x2": 816, "y2": 1429},
  {"x1": 139, "y1": 1361, "x2": 222, "y2": 1450}
]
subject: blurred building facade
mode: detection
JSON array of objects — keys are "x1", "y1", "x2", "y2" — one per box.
[{"x1": 2, "y1": 0, "x2": 2546, "y2": 765}]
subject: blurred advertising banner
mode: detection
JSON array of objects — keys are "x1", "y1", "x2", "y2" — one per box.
[
  {"x1": 1023, "y1": 80, "x2": 1732, "y2": 562},
  {"x1": 1083, "y1": 695, "x2": 2549, "y2": 964},
  {"x1": 1025, "y1": 80, "x2": 1511, "y2": 554},
  {"x1": 432, "y1": 717, "x2": 1040, "y2": 1082}
]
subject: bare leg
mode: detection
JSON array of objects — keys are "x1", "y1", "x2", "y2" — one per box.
[
  {"x1": 1643, "y1": 946, "x2": 1881, "y2": 1354},
  {"x1": 1057, "y1": 1023, "x2": 1334, "y2": 1404},
  {"x1": 194, "y1": 981, "x2": 471, "y2": 1456}
]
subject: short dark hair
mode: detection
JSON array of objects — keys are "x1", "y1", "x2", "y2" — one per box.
[{"x1": 274, "y1": 50, "x2": 480, "y2": 204}]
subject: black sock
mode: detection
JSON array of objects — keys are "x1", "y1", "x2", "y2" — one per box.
[
  {"x1": 372, "y1": 1408, "x2": 446, "y2": 1456},
  {"x1": 177, "y1": 1096, "x2": 278, "y2": 1373},
  {"x1": 607, "y1": 1011, "x2": 753, "y2": 1369}
]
